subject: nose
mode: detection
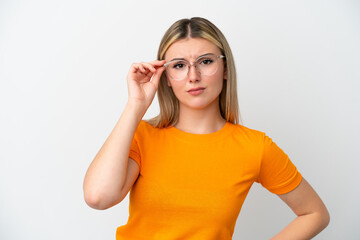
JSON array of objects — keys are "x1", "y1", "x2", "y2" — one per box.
[{"x1": 187, "y1": 64, "x2": 200, "y2": 82}]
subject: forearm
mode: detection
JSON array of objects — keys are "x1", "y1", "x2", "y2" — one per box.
[
  {"x1": 271, "y1": 211, "x2": 330, "y2": 240},
  {"x1": 83, "y1": 102, "x2": 146, "y2": 209}
]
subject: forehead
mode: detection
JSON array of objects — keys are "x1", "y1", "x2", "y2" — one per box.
[{"x1": 164, "y1": 38, "x2": 221, "y2": 61}]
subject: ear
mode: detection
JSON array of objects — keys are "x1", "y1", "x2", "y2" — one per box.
[{"x1": 224, "y1": 69, "x2": 227, "y2": 80}]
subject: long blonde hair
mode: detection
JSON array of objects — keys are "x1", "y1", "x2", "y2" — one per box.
[{"x1": 145, "y1": 17, "x2": 243, "y2": 128}]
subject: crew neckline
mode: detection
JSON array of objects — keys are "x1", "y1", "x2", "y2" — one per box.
[{"x1": 167, "y1": 121, "x2": 233, "y2": 142}]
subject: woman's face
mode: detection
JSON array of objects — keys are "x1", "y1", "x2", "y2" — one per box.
[{"x1": 163, "y1": 37, "x2": 226, "y2": 110}]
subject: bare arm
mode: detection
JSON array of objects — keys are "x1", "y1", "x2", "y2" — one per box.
[
  {"x1": 271, "y1": 178, "x2": 330, "y2": 239},
  {"x1": 83, "y1": 60, "x2": 165, "y2": 210},
  {"x1": 83, "y1": 102, "x2": 145, "y2": 210}
]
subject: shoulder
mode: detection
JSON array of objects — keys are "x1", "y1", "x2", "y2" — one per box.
[
  {"x1": 135, "y1": 120, "x2": 165, "y2": 138},
  {"x1": 229, "y1": 122, "x2": 266, "y2": 141},
  {"x1": 138, "y1": 119, "x2": 159, "y2": 132}
]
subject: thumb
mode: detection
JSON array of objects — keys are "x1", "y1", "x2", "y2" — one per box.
[{"x1": 151, "y1": 66, "x2": 165, "y2": 88}]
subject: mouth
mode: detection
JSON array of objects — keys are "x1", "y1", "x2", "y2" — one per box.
[
  {"x1": 187, "y1": 87, "x2": 205, "y2": 92},
  {"x1": 187, "y1": 88, "x2": 205, "y2": 96}
]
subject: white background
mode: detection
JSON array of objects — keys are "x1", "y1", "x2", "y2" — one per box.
[{"x1": 1, "y1": 0, "x2": 359, "y2": 239}]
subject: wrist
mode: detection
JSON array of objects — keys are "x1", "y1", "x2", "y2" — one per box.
[{"x1": 125, "y1": 101, "x2": 147, "y2": 119}]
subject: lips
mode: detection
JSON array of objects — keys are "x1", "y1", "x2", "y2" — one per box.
[{"x1": 187, "y1": 87, "x2": 205, "y2": 92}]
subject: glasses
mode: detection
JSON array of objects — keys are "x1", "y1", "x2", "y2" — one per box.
[{"x1": 163, "y1": 53, "x2": 225, "y2": 81}]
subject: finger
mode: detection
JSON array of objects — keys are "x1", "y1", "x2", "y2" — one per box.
[
  {"x1": 139, "y1": 65, "x2": 146, "y2": 72},
  {"x1": 148, "y1": 59, "x2": 167, "y2": 66},
  {"x1": 138, "y1": 62, "x2": 158, "y2": 74},
  {"x1": 131, "y1": 61, "x2": 165, "y2": 74},
  {"x1": 150, "y1": 66, "x2": 165, "y2": 87},
  {"x1": 141, "y1": 62, "x2": 156, "y2": 72},
  {"x1": 146, "y1": 70, "x2": 153, "y2": 78},
  {"x1": 131, "y1": 63, "x2": 145, "y2": 73}
]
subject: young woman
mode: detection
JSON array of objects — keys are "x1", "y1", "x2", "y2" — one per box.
[{"x1": 83, "y1": 17, "x2": 330, "y2": 239}]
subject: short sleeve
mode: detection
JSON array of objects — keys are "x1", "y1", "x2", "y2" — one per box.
[
  {"x1": 128, "y1": 124, "x2": 142, "y2": 170},
  {"x1": 256, "y1": 133, "x2": 302, "y2": 195}
]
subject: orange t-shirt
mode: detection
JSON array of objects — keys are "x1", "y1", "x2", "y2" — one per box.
[{"x1": 116, "y1": 120, "x2": 302, "y2": 239}]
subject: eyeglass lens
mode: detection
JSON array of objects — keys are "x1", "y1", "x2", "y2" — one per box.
[{"x1": 166, "y1": 54, "x2": 221, "y2": 81}]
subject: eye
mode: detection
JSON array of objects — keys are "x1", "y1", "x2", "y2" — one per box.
[
  {"x1": 171, "y1": 61, "x2": 187, "y2": 69},
  {"x1": 200, "y1": 58, "x2": 214, "y2": 65},
  {"x1": 173, "y1": 63, "x2": 185, "y2": 69}
]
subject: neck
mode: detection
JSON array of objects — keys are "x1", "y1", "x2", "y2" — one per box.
[{"x1": 174, "y1": 98, "x2": 226, "y2": 134}]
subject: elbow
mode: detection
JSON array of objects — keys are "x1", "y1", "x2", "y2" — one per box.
[
  {"x1": 83, "y1": 190, "x2": 113, "y2": 210},
  {"x1": 314, "y1": 206, "x2": 330, "y2": 231},
  {"x1": 83, "y1": 177, "x2": 124, "y2": 210},
  {"x1": 84, "y1": 191, "x2": 106, "y2": 210},
  {"x1": 321, "y1": 207, "x2": 330, "y2": 229}
]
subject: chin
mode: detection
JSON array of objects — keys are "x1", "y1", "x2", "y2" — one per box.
[{"x1": 181, "y1": 97, "x2": 219, "y2": 110}]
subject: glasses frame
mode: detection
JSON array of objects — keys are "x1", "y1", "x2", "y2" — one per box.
[{"x1": 163, "y1": 53, "x2": 225, "y2": 81}]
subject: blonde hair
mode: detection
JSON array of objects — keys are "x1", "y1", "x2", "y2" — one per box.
[{"x1": 145, "y1": 17, "x2": 243, "y2": 128}]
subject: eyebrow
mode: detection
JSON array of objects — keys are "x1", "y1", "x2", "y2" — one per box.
[{"x1": 169, "y1": 53, "x2": 214, "y2": 62}]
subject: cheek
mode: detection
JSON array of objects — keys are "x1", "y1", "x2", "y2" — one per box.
[
  {"x1": 168, "y1": 81, "x2": 184, "y2": 97},
  {"x1": 214, "y1": 80, "x2": 225, "y2": 96},
  {"x1": 167, "y1": 70, "x2": 225, "y2": 98},
  {"x1": 210, "y1": 72, "x2": 225, "y2": 90}
]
